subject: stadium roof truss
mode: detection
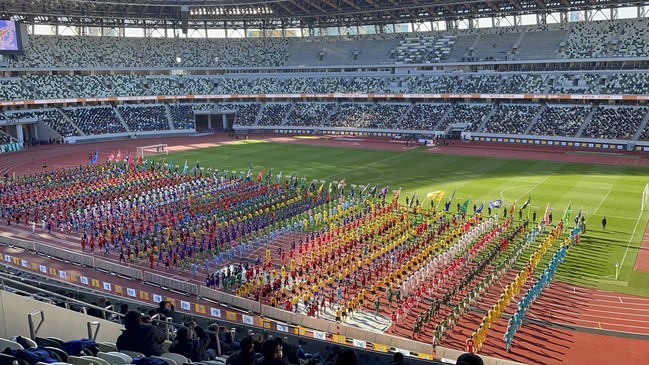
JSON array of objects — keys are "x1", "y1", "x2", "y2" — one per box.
[{"x1": 1, "y1": 0, "x2": 647, "y2": 31}]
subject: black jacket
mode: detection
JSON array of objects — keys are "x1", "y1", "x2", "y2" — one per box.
[
  {"x1": 116, "y1": 323, "x2": 166, "y2": 357},
  {"x1": 169, "y1": 326, "x2": 210, "y2": 362},
  {"x1": 225, "y1": 350, "x2": 257, "y2": 365}
]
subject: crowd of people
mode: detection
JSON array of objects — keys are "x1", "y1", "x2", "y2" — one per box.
[
  {"x1": 528, "y1": 105, "x2": 590, "y2": 137},
  {"x1": 113, "y1": 302, "x2": 446, "y2": 365},
  {"x1": 0, "y1": 150, "x2": 586, "y2": 362},
  {"x1": 482, "y1": 104, "x2": 539, "y2": 135},
  {"x1": 3, "y1": 72, "x2": 649, "y2": 102},
  {"x1": 118, "y1": 105, "x2": 170, "y2": 132},
  {"x1": 64, "y1": 107, "x2": 126, "y2": 135}
]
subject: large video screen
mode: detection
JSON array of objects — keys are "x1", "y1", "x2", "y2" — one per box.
[{"x1": 0, "y1": 20, "x2": 19, "y2": 51}]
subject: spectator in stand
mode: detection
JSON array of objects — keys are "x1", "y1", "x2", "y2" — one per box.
[
  {"x1": 168, "y1": 320, "x2": 210, "y2": 362},
  {"x1": 156, "y1": 300, "x2": 175, "y2": 318},
  {"x1": 276, "y1": 337, "x2": 299, "y2": 365},
  {"x1": 390, "y1": 352, "x2": 408, "y2": 365},
  {"x1": 334, "y1": 349, "x2": 358, "y2": 365},
  {"x1": 456, "y1": 352, "x2": 484, "y2": 365},
  {"x1": 116, "y1": 310, "x2": 166, "y2": 357},
  {"x1": 207, "y1": 323, "x2": 229, "y2": 355},
  {"x1": 225, "y1": 336, "x2": 257, "y2": 365},
  {"x1": 257, "y1": 338, "x2": 286, "y2": 365},
  {"x1": 87, "y1": 297, "x2": 112, "y2": 320}
]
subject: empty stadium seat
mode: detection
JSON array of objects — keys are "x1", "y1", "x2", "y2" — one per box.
[{"x1": 96, "y1": 352, "x2": 131, "y2": 365}]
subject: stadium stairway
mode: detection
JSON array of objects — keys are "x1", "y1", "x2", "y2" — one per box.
[
  {"x1": 523, "y1": 105, "x2": 547, "y2": 135},
  {"x1": 393, "y1": 104, "x2": 414, "y2": 129},
  {"x1": 112, "y1": 105, "x2": 131, "y2": 133},
  {"x1": 164, "y1": 104, "x2": 175, "y2": 130},
  {"x1": 474, "y1": 104, "x2": 498, "y2": 132},
  {"x1": 575, "y1": 104, "x2": 599, "y2": 138},
  {"x1": 633, "y1": 109, "x2": 649, "y2": 141},
  {"x1": 57, "y1": 108, "x2": 85, "y2": 136},
  {"x1": 281, "y1": 103, "x2": 296, "y2": 126}
]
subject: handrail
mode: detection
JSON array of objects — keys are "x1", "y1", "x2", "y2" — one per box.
[
  {"x1": 27, "y1": 310, "x2": 45, "y2": 339},
  {"x1": 0, "y1": 271, "x2": 123, "y2": 320},
  {"x1": 87, "y1": 321, "x2": 101, "y2": 341}
]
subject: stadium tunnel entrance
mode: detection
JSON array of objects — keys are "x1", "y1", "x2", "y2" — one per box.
[{"x1": 195, "y1": 110, "x2": 236, "y2": 130}]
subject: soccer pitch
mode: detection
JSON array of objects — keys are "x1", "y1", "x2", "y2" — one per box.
[{"x1": 164, "y1": 139, "x2": 649, "y2": 297}]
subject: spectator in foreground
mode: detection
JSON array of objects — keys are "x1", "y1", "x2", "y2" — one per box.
[
  {"x1": 456, "y1": 352, "x2": 484, "y2": 365},
  {"x1": 276, "y1": 337, "x2": 299, "y2": 365},
  {"x1": 225, "y1": 336, "x2": 256, "y2": 365},
  {"x1": 390, "y1": 352, "x2": 408, "y2": 365},
  {"x1": 335, "y1": 349, "x2": 358, "y2": 365},
  {"x1": 169, "y1": 321, "x2": 210, "y2": 362},
  {"x1": 257, "y1": 338, "x2": 286, "y2": 365},
  {"x1": 116, "y1": 310, "x2": 166, "y2": 357}
]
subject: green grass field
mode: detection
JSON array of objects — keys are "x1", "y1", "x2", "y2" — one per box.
[{"x1": 164, "y1": 140, "x2": 649, "y2": 297}]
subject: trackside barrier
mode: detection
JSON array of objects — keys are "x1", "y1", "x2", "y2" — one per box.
[
  {"x1": 33, "y1": 242, "x2": 95, "y2": 267},
  {"x1": 199, "y1": 286, "x2": 261, "y2": 314},
  {"x1": 196, "y1": 286, "x2": 432, "y2": 355},
  {"x1": 95, "y1": 258, "x2": 143, "y2": 280},
  {"x1": 0, "y1": 237, "x2": 35, "y2": 251},
  {"x1": 230, "y1": 295, "x2": 260, "y2": 314},
  {"x1": 260, "y1": 306, "x2": 294, "y2": 326},
  {"x1": 143, "y1": 271, "x2": 199, "y2": 295}
]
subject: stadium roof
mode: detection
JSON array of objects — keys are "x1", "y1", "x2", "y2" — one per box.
[{"x1": 2, "y1": 0, "x2": 646, "y2": 31}]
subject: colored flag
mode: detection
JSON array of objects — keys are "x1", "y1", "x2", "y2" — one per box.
[
  {"x1": 509, "y1": 201, "x2": 516, "y2": 215},
  {"x1": 276, "y1": 170, "x2": 282, "y2": 184},
  {"x1": 245, "y1": 164, "x2": 252, "y2": 183},
  {"x1": 136, "y1": 155, "x2": 142, "y2": 166},
  {"x1": 360, "y1": 184, "x2": 369, "y2": 196},
  {"x1": 257, "y1": 168, "x2": 265, "y2": 182},
  {"x1": 168, "y1": 158, "x2": 174, "y2": 171},
  {"x1": 476, "y1": 202, "x2": 484, "y2": 213},
  {"x1": 183, "y1": 160, "x2": 188, "y2": 175},
  {"x1": 544, "y1": 203, "x2": 550, "y2": 225},
  {"x1": 563, "y1": 202, "x2": 572, "y2": 223},
  {"x1": 128, "y1": 153, "x2": 133, "y2": 168},
  {"x1": 369, "y1": 185, "x2": 377, "y2": 197},
  {"x1": 108, "y1": 152, "x2": 115, "y2": 162},
  {"x1": 459, "y1": 197, "x2": 470, "y2": 214},
  {"x1": 489, "y1": 200, "x2": 502, "y2": 209},
  {"x1": 427, "y1": 190, "x2": 444, "y2": 202},
  {"x1": 338, "y1": 179, "x2": 346, "y2": 190},
  {"x1": 393, "y1": 187, "x2": 401, "y2": 201},
  {"x1": 89, "y1": 149, "x2": 98, "y2": 165},
  {"x1": 116, "y1": 149, "x2": 122, "y2": 161},
  {"x1": 574, "y1": 208, "x2": 582, "y2": 225},
  {"x1": 449, "y1": 189, "x2": 457, "y2": 201},
  {"x1": 191, "y1": 161, "x2": 200, "y2": 174},
  {"x1": 521, "y1": 195, "x2": 531, "y2": 209},
  {"x1": 317, "y1": 181, "x2": 325, "y2": 194},
  {"x1": 379, "y1": 186, "x2": 389, "y2": 197}
]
